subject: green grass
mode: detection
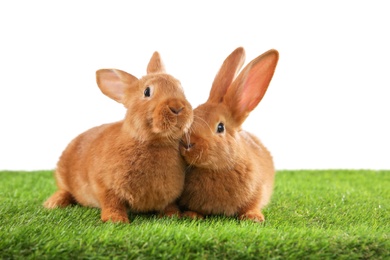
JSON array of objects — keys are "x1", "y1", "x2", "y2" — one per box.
[{"x1": 0, "y1": 170, "x2": 389, "y2": 259}]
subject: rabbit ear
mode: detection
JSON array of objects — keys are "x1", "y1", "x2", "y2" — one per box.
[
  {"x1": 223, "y1": 49, "x2": 279, "y2": 125},
  {"x1": 96, "y1": 69, "x2": 138, "y2": 103},
  {"x1": 147, "y1": 51, "x2": 166, "y2": 74},
  {"x1": 208, "y1": 47, "x2": 246, "y2": 103}
]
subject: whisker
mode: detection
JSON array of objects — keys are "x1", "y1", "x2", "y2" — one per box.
[
  {"x1": 192, "y1": 115, "x2": 213, "y2": 133},
  {"x1": 185, "y1": 163, "x2": 193, "y2": 172},
  {"x1": 185, "y1": 132, "x2": 191, "y2": 147}
]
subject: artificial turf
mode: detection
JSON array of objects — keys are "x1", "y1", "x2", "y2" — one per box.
[{"x1": 0, "y1": 170, "x2": 389, "y2": 259}]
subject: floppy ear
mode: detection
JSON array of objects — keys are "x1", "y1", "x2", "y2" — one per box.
[
  {"x1": 208, "y1": 47, "x2": 246, "y2": 103},
  {"x1": 223, "y1": 49, "x2": 279, "y2": 125},
  {"x1": 147, "y1": 51, "x2": 166, "y2": 74},
  {"x1": 96, "y1": 69, "x2": 138, "y2": 103}
]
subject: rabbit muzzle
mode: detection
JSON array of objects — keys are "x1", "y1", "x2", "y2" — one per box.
[
  {"x1": 180, "y1": 139, "x2": 194, "y2": 150},
  {"x1": 169, "y1": 106, "x2": 184, "y2": 115},
  {"x1": 152, "y1": 98, "x2": 193, "y2": 137},
  {"x1": 167, "y1": 99, "x2": 189, "y2": 117},
  {"x1": 179, "y1": 134, "x2": 210, "y2": 167}
]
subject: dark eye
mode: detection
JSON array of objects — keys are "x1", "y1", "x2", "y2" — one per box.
[
  {"x1": 217, "y1": 122, "x2": 225, "y2": 133},
  {"x1": 144, "y1": 87, "x2": 151, "y2": 97}
]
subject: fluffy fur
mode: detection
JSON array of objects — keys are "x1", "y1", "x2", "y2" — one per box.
[
  {"x1": 44, "y1": 52, "x2": 193, "y2": 223},
  {"x1": 179, "y1": 47, "x2": 279, "y2": 222}
]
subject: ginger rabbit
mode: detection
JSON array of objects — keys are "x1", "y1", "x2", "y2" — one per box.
[{"x1": 44, "y1": 52, "x2": 193, "y2": 223}]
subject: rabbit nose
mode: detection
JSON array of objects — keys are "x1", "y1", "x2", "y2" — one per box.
[
  {"x1": 180, "y1": 140, "x2": 194, "y2": 150},
  {"x1": 169, "y1": 106, "x2": 184, "y2": 115}
]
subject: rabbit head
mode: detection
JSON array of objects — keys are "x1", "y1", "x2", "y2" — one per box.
[
  {"x1": 96, "y1": 52, "x2": 193, "y2": 143},
  {"x1": 180, "y1": 47, "x2": 279, "y2": 170}
]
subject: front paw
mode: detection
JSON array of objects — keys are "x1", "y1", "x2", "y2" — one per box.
[
  {"x1": 101, "y1": 210, "x2": 129, "y2": 223},
  {"x1": 238, "y1": 210, "x2": 265, "y2": 223},
  {"x1": 160, "y1": 203, "x2": 182, "y2": 218},
  {"x1": 182, "y1": 211, "x2": 204, "y2": 220},
  {"x1": 159, "y1": 210, "x2": 181, "y2": 218}
]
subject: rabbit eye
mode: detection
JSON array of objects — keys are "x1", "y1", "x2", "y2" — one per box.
[
  {"x1": 144, "y1": 87, "x2": 151, "y2": 97},
  {"x1": 217, "y1": 122, "x2": 225, "y2": 133}
]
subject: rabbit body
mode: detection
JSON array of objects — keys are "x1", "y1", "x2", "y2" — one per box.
[
  {"x1": 53, "y1": 122, "x2": 187, "y2": 212},
  {"x1": 179, "y1": 48, "x2": 278, "y2": 222},
  {"x1": 179, "y1": 123, "x2": 274, "y2": 217},
  {"x1": 44, "y1": 52, "x2": 193, "y2": 223}
]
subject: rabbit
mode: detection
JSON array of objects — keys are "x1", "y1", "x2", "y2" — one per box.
[
  {"x1": 179, "y1": 47, "x2": 279, "y2": 222},
  {"x1": 43, "y1": 51, "x2": 193, "y2": 223}
]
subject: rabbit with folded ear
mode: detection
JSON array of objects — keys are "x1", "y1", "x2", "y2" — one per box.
[
  {"x1": 179, "y1": 47, "x2": 278, "y2": 222},
  {"x1": 43, "y1": 52, "x2": 193, "y2": 223}
]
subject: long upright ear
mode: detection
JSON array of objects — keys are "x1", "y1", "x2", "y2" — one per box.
[
  {"x1": 223, "y1": 49, "x2": 279, "y2": 125},
  {"x1": 208, "y1": 47, "x2": 245, "y2": 103},
  {"x1": 147, "y1": 51, "x2": 166, "y2": 74},
  {"x1": 96, "y1": 69, "x2": 138, "y2": 103}
]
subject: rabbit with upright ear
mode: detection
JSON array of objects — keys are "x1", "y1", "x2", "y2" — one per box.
[
  {"x1": 44, "y1": 52, "x2": 193, "y2": 223},
  {"x1": 179, "y1": 47, "x2": 278, "y2": 222}
]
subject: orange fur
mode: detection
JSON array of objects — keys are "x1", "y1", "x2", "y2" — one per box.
[
  {"x1": 44, "y1": 52, "x2": 193, "y2": 223},
  {"x1": 179, "y1": 47, "x2": 279, "y2": 222}
]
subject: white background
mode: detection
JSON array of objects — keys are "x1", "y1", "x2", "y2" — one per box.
[{"x1": 1, "y1": 1, "x2": 389, "y2": 171}]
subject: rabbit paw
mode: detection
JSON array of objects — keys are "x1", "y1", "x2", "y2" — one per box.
[
  {"x1": 159, "y1": 203, "x2": 182, "y2": 218},
  {"x1": 182, "y1": 211, "x2": 204, "y2": 220},
  {"x1": 43, "y1": 190, "x2": 75, "y2": 208},
  {"x1": 239, "y1": 210, "x2": 265, "y2": 223},
  {"x1": 101, "y1": 209, "x2": 129, "y2": 223}
]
